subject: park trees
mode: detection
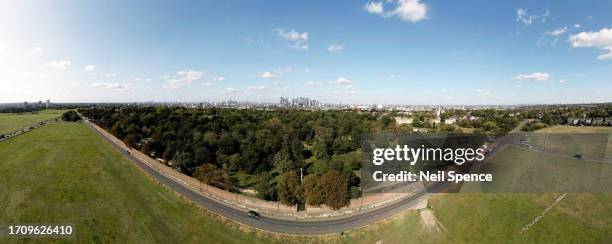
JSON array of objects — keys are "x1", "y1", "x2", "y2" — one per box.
[
  {"x1": 61, "y1": 110, "x2": 81, "y2": 121},
  {"x1": 321, "y1": 170, "x2": 350, "y2": 210},
  {"x1": 123, "y1": 133, "x2": 141, "y2": 148},
  {"x1": 78, "y1": 106, "x2": 382, "y2": 208},
  {"x1": 303, "y1": 174, "x2": 324, "y2": 206},
  {"x1": 194, "y1": 163, "x2": 231, "y2": 190},
  {"x1": 255, "y1": 172, "x2": 276, "y2": 200},
  {"x1": 276, "y1": 171, "x2": 303, "y2": 205}
]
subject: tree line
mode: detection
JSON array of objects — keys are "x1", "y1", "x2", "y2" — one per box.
[{"x1": 79, "y1": 106, "x2": 391, "y2": 209}]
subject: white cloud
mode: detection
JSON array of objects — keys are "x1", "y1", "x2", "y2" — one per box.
[
  {"x1": 574, "y1": 24, "x2": 581, "y2": 28},
  {"x1": 539, "y1": 27, "x2": 567, "y2": 46},
  {"x1": 260, "y1": 68, "x2": 291, "y2": 79},
  {"x1": 516, "y1": 8, "x2": 533, "y2": 25},
  {"x1": 43, "y1": 60, "x2": 71, "y2": 70},
  {"x1": 327, "y1": 44, "x2": 344, "y2": 52},
  {"x1": 213, "y1": 76, "x2": 225, "y2": 82},
  {"x1": 25, "y1": 46, "x2": 43, "y2": 56},
  {"x1": 261, "y1": 71, "x2": 277, "y2": 79},
  {"x1": 275, "y1": 28, "x2": 309, "y2": 50},
  {"x1": 366, "y1": 0, "x2": 427, "y2": 23},
  {"x1": 164, "y1": 70, "x2": 203, "y2": 90},
  {"x1": 545, "y1": 27, "x2": 567, "y2": 36},
  {"x1": 513, "y1": 72, "x2": 551, "y2": 81},
  {"x1": 91, "y1": 82, "x2": 129, "y2": 91},
  {"x1": 337, "y1": 77, "x2": 353, "y2": 84},
  {"x1": 598, "y1": 47, "x2": 612, "y2": 60},
  {"x1": 276, "y1": 29, "x2": 308, "y2": 42},
  {"x1": 559, "y1": 79, "x2": 567, "y2": 84},
  {"x1": 393, "y1": 0, "x2": 427, "y2": 23},
  {"x1": 516, "y1": 8, "x2": 549, "y2": 26},
  {"x1": 568, "y1": 28, "x2": 612, "y2": 60},
  {"x1": 364, "y1": 1, "x2": 384, "y2": 15},
  {"x1": 569, "y1": 28, "x2": 612, "y2": 47},
  {"x1": 84, "y1": 65, "x2": 96, "y2": 71}
]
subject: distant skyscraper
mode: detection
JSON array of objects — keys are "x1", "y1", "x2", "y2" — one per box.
[{"x1": 280, "y1": 96, "x2": 321, "y2": 108}]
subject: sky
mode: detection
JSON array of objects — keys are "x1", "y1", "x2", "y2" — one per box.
[{"x1": 0, "y1": 0, "x2": 611, "y2": 105}]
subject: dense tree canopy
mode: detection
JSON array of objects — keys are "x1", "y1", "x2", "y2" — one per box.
[
  {"x1": 78, "y1": 104, "x2": 610, "y2": 209},
  {"x1": 61, "y1": 110, "x2": 81, "y2": 122},
  {"x1": 79, "y1": 106, "x2": 387, "y2": 209},
  {"x1": 321, "y1": 170, "x2": 350, "y2": 210}
]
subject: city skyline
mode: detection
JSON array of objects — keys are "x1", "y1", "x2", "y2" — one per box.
[{"x1": 1, "y1": 0, "x2": 611, "y2": 105}]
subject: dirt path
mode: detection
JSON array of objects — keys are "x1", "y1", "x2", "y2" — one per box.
[
  {"x1": 420, "y1": 209, "x2": 447, "y2": 232},
  {"x1": 521, "y1": 193, "x2": 568, "y2": 233}
]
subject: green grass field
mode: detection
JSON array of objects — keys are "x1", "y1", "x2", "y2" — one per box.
[
  {"x1": 535, "y1": 125, "x2": 612, "y2": 133},
  {"x1": 0, "y1": 109, "x2": 66, "y2": 135},
  {"x1": 0, "y1": 120, "x2": 610, "y2": 243},
  {"x1": 0, "y1": 123, "x2": 283, "y2": 243},
  {"x1": 336, "y1": 129, "x2": 612, "y2": 243},
  {"x1": 315, "y1": 193, "x2": 612, "y2": 243}
]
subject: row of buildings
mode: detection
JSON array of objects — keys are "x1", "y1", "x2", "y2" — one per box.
[
  {"x1": 564, "y1": 117, "x2": 612, "y2": 126},
  {"x1": 22, "y1": 99, "x2": 51, "y2": 109},
  {"x1": 279, "y1": 97, "x2": 322, "y2": 108}
]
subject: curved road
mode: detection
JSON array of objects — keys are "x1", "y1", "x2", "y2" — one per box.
[{"x1": 86, "y1": 121, "x2": 433, "y2": 235}]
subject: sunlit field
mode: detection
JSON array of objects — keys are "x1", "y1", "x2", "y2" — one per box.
[{"x1": 0, "y1": 109, "x2": 66, "y2": 135}]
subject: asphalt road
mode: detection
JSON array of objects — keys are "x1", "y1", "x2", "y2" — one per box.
[{"x1": 86, "y1": 121, "x2": 433, "y2": 235}]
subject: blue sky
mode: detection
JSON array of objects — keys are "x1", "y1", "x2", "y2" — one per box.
[{"x1": 0, "y1": 0, "x2": 610, "y2": 104}]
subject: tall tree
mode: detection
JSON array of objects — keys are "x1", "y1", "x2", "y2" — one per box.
[
  {"x1": 321, "y1": 170, "x2": 350, "y2": 210},
  {"x1": 255, "y1": 172, "x2": 276, "y2": 201},
  {"x1": 303, "y1": 174, "x2": 324, "y2": 206},
  {"x1": 276, "y1": 171, "x2": 303, "y2": 205}
]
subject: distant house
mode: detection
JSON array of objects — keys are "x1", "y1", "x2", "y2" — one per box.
[
  {"x1": 468, "y1": 115, "x2": 480, "y2": 121},
  {"x1": 444, "y1": 117, "x2": 457, "y2": 125},
  {"x1": 566, "y1": 118, "x2": 580, "y2": 125},
  {"x1": 395, "y1": 117, "x2": 413, "y2": 125},
  {"x1": 564, "y1": 117, "x2": 611, "y2": 127}
]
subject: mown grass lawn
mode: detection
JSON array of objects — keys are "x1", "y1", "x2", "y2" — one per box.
[
  {"x1": 535, "y1": 125, "x2": 612, "y2": 133},
  {"x1": 0, "y1": 109, "x2": 66, "y2": 135},
  {"x1": 0, "y1": 123, "x2": 282, "y2": 243},
  {"x1": 0, "y1": 122, "x2": 610, "y2": 243}
]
